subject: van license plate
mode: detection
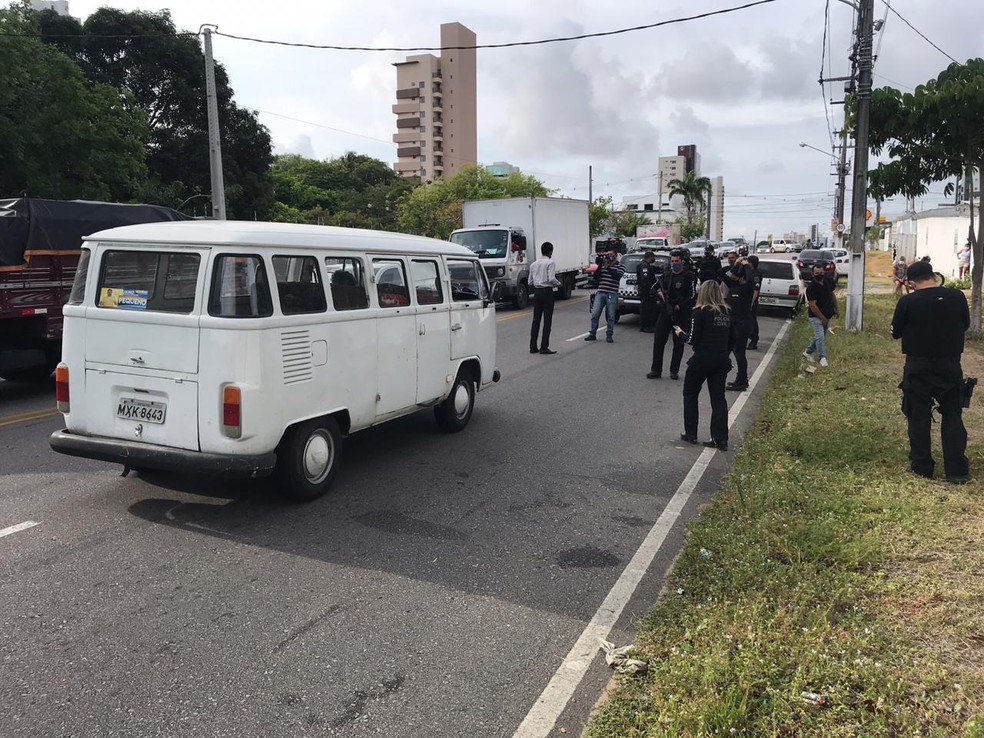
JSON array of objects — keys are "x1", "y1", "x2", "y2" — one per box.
[{"x1": 117, "y1": 398, "x2": 167, "y2": 424}]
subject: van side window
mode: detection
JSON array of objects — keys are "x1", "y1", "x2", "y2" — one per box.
[
  {"x1": 67, "y1": 249, "x2": 91, "y2": 305},
  {"x1": 325, "y1": 257, "x2": 369, "y2": 310},
  {"x1": 273, "y1": 255, "x2": 327, "y2": 315},
  {"x1": 410, "y1": 260, "x2": 443, "y2": 305},
  {"x1": 447, "y1": 260, "x2": 488, "y2": 302},
  {"x1": 372, "y1": 259, "x2": 411, "y2": 308},
  {"x1": 97, "y1": 250, "x2": 200, "y2": 314},
  {"x1": 208, "y1": 255, "x2": 273, "y2": 318}
]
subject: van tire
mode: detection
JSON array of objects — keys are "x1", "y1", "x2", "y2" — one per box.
[
  {"x1": 512, "y1": 280, "x2": 529, "y2": 309},
  {"x1": 434, "y1": 371, "x2": 475, "y2": 433},
  {"x1": 277, "y1": 417, "x2": 343, "y2": 502}
]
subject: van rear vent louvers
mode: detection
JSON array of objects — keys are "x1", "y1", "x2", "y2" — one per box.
[{"x1": 281, "y1": 329, "x2": 314, "y2": 385}]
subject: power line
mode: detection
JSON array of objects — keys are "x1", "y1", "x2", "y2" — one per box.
[
  {"x1": 880, "y1": 0, "x2": 957, "y2": 64},
  {"x1": 819, "y1": 0, "x2": 835, "y2": 150},
  {"x1": 211, "y1": 0, "x2": 777, "y2": 51}
]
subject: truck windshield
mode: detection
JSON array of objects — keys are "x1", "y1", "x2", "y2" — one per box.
[{"x1": 449, "y1": 230, "x2": 508, "y2": 258}]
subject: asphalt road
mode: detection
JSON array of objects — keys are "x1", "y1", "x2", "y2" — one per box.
[{"x1": 0, "y1": 294, "x2": 788, "y2": 738}]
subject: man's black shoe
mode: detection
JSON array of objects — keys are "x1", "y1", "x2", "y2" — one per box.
[
  {"x1": 945, "y1": 475, "x2": 971, "y2": 485},
  {"x1": 703, "y1": 439, "x2": 728, "y2": 451},
  {"x1": 747, "y1": 343, "x2": 758, "y2": 350},
  {"x1": 669, "y1": 372, "x2": 679, "y2": 380},
  {"x1": 606, "y1": 336, "x2": 614, "y2": 343},
  {"x1": 726, "y1": 382, "x2": 748, "y2": 392},
  {"x1": 907, "y1": 464, "x2": 934, "y2": 479},
  {"x1": 530, "y1": 348, "x2": 539, "y2": 354},
  {"x1": 646, "y1": 372, "x2": 661, "y2": 379},
  {"x1": 680, "y1": 434, "x2": 698, "y2": 444},
  {"x1": 584, "y1": 334, "x2": 597, "y2": 342},
  {"x1": 539, "y1": 348, "x2": 557, "y2": 355}
]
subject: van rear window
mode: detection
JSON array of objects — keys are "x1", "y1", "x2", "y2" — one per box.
[
  {"x1": 208, "y1": 255, "x2": 273, "y2": 318},
  {"x1": 97, "y1": 251, "x2": 200, "y2": 313}
]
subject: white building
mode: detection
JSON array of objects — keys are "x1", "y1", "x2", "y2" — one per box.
[
  {"x1": 710, "y1": 176, "x2": 724, "y2": 241},
  {"x1": 892, "y1": 204, "x2": 979, "y2": 278}
]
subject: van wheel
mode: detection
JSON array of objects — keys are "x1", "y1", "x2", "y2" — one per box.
[
  {"x1": 512, "y1": 281, "x2": 529, "y2": 309},
  {"x1": 277, "y1": 417, "x2": 342, "y2": 502},
  {"x1": 434, "y1": 371, "x2": 475, "y2": 433}
]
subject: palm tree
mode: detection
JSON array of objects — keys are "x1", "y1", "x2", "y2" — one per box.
[{"x1": 667, "y1": 171, "x2": 713, "y2": 221}]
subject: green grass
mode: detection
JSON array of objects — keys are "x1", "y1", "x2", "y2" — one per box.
[{"x1": 587, "y1": 295, "x2": 984, "y2": 738}]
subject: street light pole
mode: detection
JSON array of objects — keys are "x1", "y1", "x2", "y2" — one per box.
[
  {"x1": 846, "y1": 0, "x2": 874, "y2": 331},
  {"x1": 202, "y1": 25, "x2": 227, "y2": 221}
]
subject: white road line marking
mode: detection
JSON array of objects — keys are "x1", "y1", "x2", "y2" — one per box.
[
  {"x1": 566, "y1": 332, "x2": 590, "y2": 341},
  {"x1": 186, "y1": 522, "x2": 241, "y2": 538},
  {"x1": 0, "y1": 520, "x2": 41, "y2": 539},
  {"x1": 512, "y1": 319, "x2": 792, "y2": 738}
]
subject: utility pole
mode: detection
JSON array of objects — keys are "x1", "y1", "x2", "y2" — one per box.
[
  {"x1": 588, "y1": 165, "x2": 592, "y2": 205},
  {"x1": 834, "y1": 131, "x2": 849, "y2": 249},
  {"x1": 202, "y1": 26, "x2": 227, "y2": 220},
  {"x1": 846, "y1": 0, "x2": 874, "y2": 331}
]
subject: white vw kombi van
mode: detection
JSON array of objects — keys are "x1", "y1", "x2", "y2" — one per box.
[{"x1": 49, "y1": 221, "x2": 500, "y2": 500}]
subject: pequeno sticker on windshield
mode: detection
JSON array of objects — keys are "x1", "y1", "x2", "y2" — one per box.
[{"x1": 99, "y1": 288, "x2": 149, "y2": 310}]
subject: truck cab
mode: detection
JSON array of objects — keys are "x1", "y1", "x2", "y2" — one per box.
[{"x1": 448, "y1": 225, "x2": 530, "y2": 307}]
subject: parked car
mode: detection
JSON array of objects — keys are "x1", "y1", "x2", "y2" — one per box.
[
  {"x1": 714, "y1": 240, "x2": 739, "y2": 257},
  {"x1": 755, "y1": 257, "x2": 805, "y2": 316},
  {"x1": 770, "y1": 239, "x2": 795, "y2": 253},
  {"x1": 796, "y1": 249, "x2": 839, "y2": 282},
  {"x1": 755, "y1": 243, "x2": 774, "y2": 254},
  {"x1": 828, "y1": 248, "x2": 850, "y2": 277}
]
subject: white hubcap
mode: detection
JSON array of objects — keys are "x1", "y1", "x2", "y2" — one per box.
[
  {"x1": 452, "y1": 383, "x2": 471, "y2": 417},
  {"x1": 303, "y1": 432, "x2": 332, "y2": 483}
]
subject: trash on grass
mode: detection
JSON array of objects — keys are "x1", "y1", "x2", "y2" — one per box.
[
  {"x1": 800, "y1": 691, "x2": 831, "y2": 706},
  {"x1": 700, "y1": 548, "x2": 713, "y2": 558},
  {"x1": 804, "y1": 364, "x2": 817, "y2": 374},
  {"x1": 599, "y1": 639, "x2": 649, "y2": 674}
]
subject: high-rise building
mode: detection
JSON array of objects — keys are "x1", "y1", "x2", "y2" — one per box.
[
  {"x1": 710, "y1": 176, "x2": 725, "y2": 241},
  {"x1": 392, "y1": 22, "x2": 476, "y2": 181},
  {"x1": 677, "y1": 144, "x2": 701, "y2": 176}
]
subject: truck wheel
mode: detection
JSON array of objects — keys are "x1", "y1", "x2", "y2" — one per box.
[
  {"x1": 556, "y1": 275, "x2": 572, "y2": 300},
  {"x1": 434, "y1": 370, "x2": 475, "y2": 433},
  {"x1": 512, "y1": 281, "x2": 529, "y2": 309},
  {"x1": 276, "y1": 416, "x2": 343, "y2": 502}
]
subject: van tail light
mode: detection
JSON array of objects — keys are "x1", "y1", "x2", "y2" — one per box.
[
  {"x1": 788, "y1": 286, "x2": 800, "y2": 296},
  {"x1": 55, "y1": 363, "x2": 70, "y2": 413},
  {"x1": 222, "y1": 385, "x2": 242, "y2": 439}
]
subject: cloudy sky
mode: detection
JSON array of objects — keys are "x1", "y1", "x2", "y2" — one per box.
[{"x1": 66, "y1": 0, "x2": 983, "y2": 239}]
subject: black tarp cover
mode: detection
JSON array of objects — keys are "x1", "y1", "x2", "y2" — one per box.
[{"x1": 0, "y1": 198, "x2": 190, "y2": 267}]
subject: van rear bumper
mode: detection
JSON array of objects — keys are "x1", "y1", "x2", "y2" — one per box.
[{"x1": 49, "y1": 429, "x2": 277, "y2": 478}]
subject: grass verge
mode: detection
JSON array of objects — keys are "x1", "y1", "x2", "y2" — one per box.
[{"x1": 586, "y1": 295, "x2": 984, "y2": 737}]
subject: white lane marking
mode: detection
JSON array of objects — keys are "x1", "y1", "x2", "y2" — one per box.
[
  {"x1": 186, "y1": 522, "x2": 241, "y2": 538},
  {"x1": 566, "y1": 332, "x2": 590, "y2": 342},
  {"x1": 0, "y1": 520, "x2": 41, "y2": 539},
  {"x1": 513, "y1": 319, "x2": 792, "y2": 738}
]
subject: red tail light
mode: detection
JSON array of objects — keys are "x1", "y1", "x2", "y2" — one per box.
[
  {"x1": 222, "y1": 385, "x2": 242, "y2": 439},
  {"x1": 55, "y1": 363, "x2": 70, "y2": 413},
  {"x1": 788, "y1": 286, "x2": 800, "y2": 296},
  {"x1": 825, "y1": 262, "x2": 835, "y2": 270}
]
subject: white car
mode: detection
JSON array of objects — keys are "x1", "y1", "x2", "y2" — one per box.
[
  {"x1": 755, "y1": 257, "x2": 805, "y2": 316},
  {"x1": 769, "y1": 239, "x2": 794, "y2": 253},
  {"x1": 829, "y1": 248, "x2": 851, "y2": 277}
]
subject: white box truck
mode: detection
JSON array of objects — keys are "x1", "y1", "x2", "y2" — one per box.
[{"x1": 449, "y1": 197, "x2": 590, "y2": 309}]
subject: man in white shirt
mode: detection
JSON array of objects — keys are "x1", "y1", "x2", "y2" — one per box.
[{"x1": 529, "y1": 241, "x2": 562, "y2": 354}]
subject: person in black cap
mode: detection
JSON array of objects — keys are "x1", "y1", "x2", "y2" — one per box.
[
  {"x1": 636, "y1": 250, "x2": 660, "y2": 332},
  {"x1": 891, "y1": 259, "x2": 971, "y2": 483},
  {"x1": 746, "y1": 254, "x2": 762, "y2": 350}
]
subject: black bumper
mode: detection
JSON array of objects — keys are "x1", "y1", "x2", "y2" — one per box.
[{"x1": 49, "y1": 429, "x2": 277, "y2": 478}]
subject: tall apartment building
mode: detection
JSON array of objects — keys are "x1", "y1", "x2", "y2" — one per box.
[
  {"x1": 392, "y1": 22, "x2": 476, "y2": 181},
  {"x1": 710, "y1": 176, "x2": 725, "y2": 241}
]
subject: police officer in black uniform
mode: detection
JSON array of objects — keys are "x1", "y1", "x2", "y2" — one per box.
[
  {"x1": 697, "y1": 244, "x2": 722, "y2": 285},
  {"x1": 723, "y1": 253, "x2": 755, "y2": 391},
  {"x1": 746, "y1": 254, "x2": 762, "y2": 349},
  {"x1": 636, "y1": 250, "x2": 660, "y2": 332},
  {"x1": 891, "y1": 259, "x2": 971, "y2": 483},
  {"x1": 647, "y1": 249, "x2": 696, "y2": 379}
]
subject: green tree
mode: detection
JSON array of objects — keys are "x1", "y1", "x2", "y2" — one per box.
[
  {"x1": 667, "y1": 171, "x2": 713, "y2": 220},
  {"x1": 589, "y1": 196, "x2": 614, "y2": 237},
  {"x1": 676, "y1": 214, "x2": 707, "y2": 242},
  {"x1": 269, "y1": 153, "x2": 414, "y2": 231},
  {"x1": 397, "y1": 165, "x2": 550, "y2": 238},
  {"x1": 868, "y1": 58, "x2": 984, "y2": 328},
  {"x1": 34, "y1": 6, "x2": 274, "y2": 218},
  {"x1": 0, "y1": 5, "x2": 148, "y2": 199}
]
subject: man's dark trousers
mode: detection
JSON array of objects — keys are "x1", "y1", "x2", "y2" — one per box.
[
  {"x1": 530, "y1": 287, "x2": 555, "y2": 351},
  {"x1": 730, "y1": 316, "x2": 750, "y2": 385},
  {"x1": 639, "y1": 292, "x2": 657, "y2": 330},
  {"x1": 901, "y1": 357, "x2": 969, "y2": 478},
  {"x1": 748, "y1": 301, "x2": 760, "y2": 346},
  {"x1": 683, "y1": 356, "x2": 730, "y2": 442},
  {"x1": 651, "y1": 308, "x2": 690, "y2": 375}
]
